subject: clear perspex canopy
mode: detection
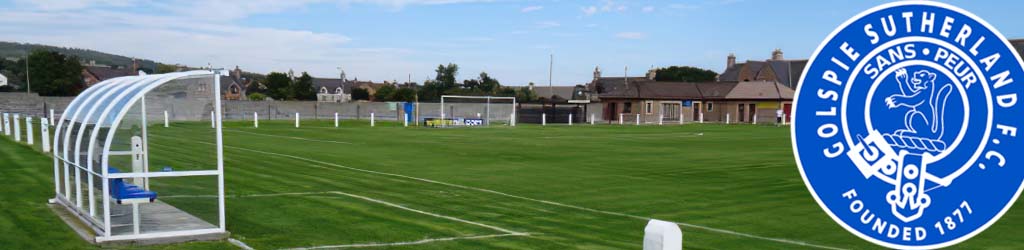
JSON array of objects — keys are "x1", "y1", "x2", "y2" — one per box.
[{"x1": 52, "y1": 70, "x2": 227, "y2": 242}]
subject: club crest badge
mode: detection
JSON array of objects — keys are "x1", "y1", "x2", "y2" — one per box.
[{"x1": 792, "y1": 1, "x2": 1024, "y2": 249}]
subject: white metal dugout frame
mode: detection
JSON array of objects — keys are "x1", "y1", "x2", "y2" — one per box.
[{"x1": 51, "y1": 70, "x2": 228, "y2": 242}]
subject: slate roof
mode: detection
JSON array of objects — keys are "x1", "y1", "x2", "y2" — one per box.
[
  {"x1": 601, "y1": 81, "x2": 702, "y2": 100},
  {"x1": 532, "y1": 86, "x2": 577, "y2": 100},
  {"x1": 723, "y1": 81, "x2": 792, "y2": 100},
  {"x1": 313, "y1": 78, "x2": 346, "y2": 94},
  {"x1": 718, "y1": 59, "x2": 808, "y2": 89},
  {"x1": 84, "y1": 66, "x2": 134, "y2": 81},
  {"x1": 695, "y1": 82, "x2": 737, "y2": 99},
  {"x1": 599, "y1": 81, "x2": 794, "y2": 101}
]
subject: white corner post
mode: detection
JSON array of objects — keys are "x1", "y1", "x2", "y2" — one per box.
[
  {"x1": 334, "y1": 112, "x2": 339, "y2": 127},
  {"x1": 644, "y1": 219, "x2": 683, "y2": 250},
  {"x1": 659, "y1": 114, "x2": 664, "y2": 125},
  {"x1": 590, "y1": 113, "x2": 595, "y2": 125},
  {"x1": 699, "y1": 112, "x2": 704, "y2": 124},
  {"x1": 254, "y1": 112, "x2": 259, "y2": 128},
  {"x1": 542, "y1": 113, "x2": 547, "y2": 126},
  {"x1": 163, "y1": 110, "x2": 169, "y2": 127},
  {"x1": 619, "y1": 113, "x2": 624, "y2": 125},
  {"x1": 726, "y1": 113, "x2": 731, "y2": 124},
  {"x1": 753, "y1": 113, "x2": 757, "y2": 124},
  {"x1": 635, "y1": 114, "x2": 640, "y2": 126},
  {"x1": 295, "y1": 113, "x2": 300, "y2": 128},
  {"x1": 404, "y1": 113, "x2": 409, "y2": 127},
  {"x1": 568, "y1": 113, "x2": 573, "y2": 126},
  {"x1": 211, "y1": 111, "x2": 216, "y2": 128},
  {"x1": 41, "y1": 118, "x2": 50, "y2": 153},
  {"x1": 679, "y1": 107, "x2": 685, "y2": 125},
  {"x1": 50, "y1": 109, "x2": 55, "y2": 126},
  {"x1": 26, "y1": 116, "x2": 34, "y2": 145},
  {"x1": 370, "y1": 113, "x2": 375, "y2": 127},
  {"x1": 13, "y1": 114, "x2": 21, "y2": 142},
  {"x1": 783, "y1": 114, "x2": 788, "y2": 126}
]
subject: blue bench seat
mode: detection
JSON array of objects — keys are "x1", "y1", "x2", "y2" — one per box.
[{"x1": 107, "y1": 167, "x2": 157, "y2": 204}]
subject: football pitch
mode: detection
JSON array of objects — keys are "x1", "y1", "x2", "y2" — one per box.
[{"x1": 1, "y1": 120, "x2": 1022, "y2": 249}]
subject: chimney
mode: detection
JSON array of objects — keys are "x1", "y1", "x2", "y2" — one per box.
[
  {"x1": 131, "y1": 58, "x2": 140, "y2": 73},
  {"x1": 646, "y1": 67, "x2": 657, "y2": 80},
  {"x1": 727, "y1": 53, "x2": 736, "y2": 69},
  {"x1": 593, "y1": 66, "x2": 601, "y2": 81},
  {"x1": 771, "y1": 48, "x2": 784, "y2": 60}
]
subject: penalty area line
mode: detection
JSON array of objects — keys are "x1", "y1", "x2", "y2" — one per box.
[{"x1": 178, "y1": 138, "x2": 845, "y2": 250}]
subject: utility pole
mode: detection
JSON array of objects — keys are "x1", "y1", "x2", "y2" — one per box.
[{"x1": 548, "y1": 54, "x2": 553, "y2": 98}]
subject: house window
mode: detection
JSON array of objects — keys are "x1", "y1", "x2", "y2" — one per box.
[
  {"x1": 622, "y1": 102, "x2": 632, "y2": 113},
  {"x1": 230, "y1": 85, "x2": 239, "y2": 94},
  {"x1": 320, "y1": 87, "x2": 328, "y2": 94},
  {"x1": 336, "y1": 87, "x2": 344, "y2": 94},
  {"x1": 707, "y1": 102, "x2": 714, "y2": 112},
  {"x1": 645, "y1": 101, "x2": 653, "y2": 114}
]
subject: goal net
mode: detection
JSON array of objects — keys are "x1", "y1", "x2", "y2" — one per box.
[{"x1": 438, "y1": 95, "x2": 517, "y2": 127}]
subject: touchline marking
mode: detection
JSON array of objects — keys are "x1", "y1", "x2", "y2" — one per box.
[
  {"x1": 279, "y1": 233, "x2": 526, "y2": 250},
  {"x1": 183, "y1": 138, "x2": 846, "y2": 250},
  {"x1": 230, "y1": 238, "x2": 256, "y2": 250}
]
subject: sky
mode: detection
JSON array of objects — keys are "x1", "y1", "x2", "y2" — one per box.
[{"x1": 0, "y1": 0, "x2": 1022, "y2": 86}]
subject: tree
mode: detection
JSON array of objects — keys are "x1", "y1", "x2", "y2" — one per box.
[
  {"x1": 434, "y1": 63, "x2": 458, "y2": 88},
  {"x1": 247, "y1": 92, "x2": 267, "y2": 101},
  {"x1": 265, "y1": 72, "x2": 292, "y2": 100},
  {"x1": 25, "y1": 50, "x2": 84, "y2": 96},
  {"x1": 374, "y1": 84, "x2": 397, "y2": 101},
  {"x1": 351, "y1": 88, "x2": 370, "y2": 101},
  {"x1": 156, "y1": 63, "x2": 179, "y2": 73},
  {"x1": 292, "y1": 72, "x2": 316, "y2": 100},
  {"x1": 392, "y1": 87, "x2": 417, "y2": 102},
  {"x1": 478, "y1": 72, "x2": 500, "y2": 94},
  {"x1": 654, "y1": 66, "x2": 718, "y2": 82}
]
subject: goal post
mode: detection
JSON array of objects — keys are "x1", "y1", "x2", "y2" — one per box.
[{"x1": 439, "y1": 95, "x2": 517, "y2": 127}]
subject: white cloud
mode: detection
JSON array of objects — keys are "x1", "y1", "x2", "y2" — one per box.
[
  {"x1": 520, "y1": 5, "x2": 543, "y2": 13},
  {"x1": 615, "y1": 32, "x2": 647, "y2": 40},
  {"x1": 582, "y1": 0, "x2": 627, "y2": 16},
  {"x1": 642, "y1": 6, "x2": 654, "y2": 12},
  {"x1": 581, "y1": 6, "x2": 598, "y2": 16},
  {"x1": 668, "y1": 3, "x2": 699, "y2": 10},
  {"x1": 536, "y1": 21, "x2": 561, "y2": 29}
]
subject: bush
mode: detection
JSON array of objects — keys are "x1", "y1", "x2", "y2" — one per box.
[{"x1": 247, "y1": 92, "x2": 267, "y2": 101}]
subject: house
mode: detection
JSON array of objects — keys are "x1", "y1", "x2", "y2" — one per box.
[
  {"x1": 312, "y1": 71, "x2": 389, "y2": 102},
  {"x1": 82, "y1": 59, "x2": 139, "y2": 87},
  {"x1": 598, "y1": 80, "x2": 792, "y2": 124},
  {"x1": 0, "y1": 73, "x2": 7, "y2": 87},
  {"x1": 221, "y1": 66, "x2": 249, "y2": 100},
  {"x1": 718, "y1": 49, "x2": 808, "y2": 90}
]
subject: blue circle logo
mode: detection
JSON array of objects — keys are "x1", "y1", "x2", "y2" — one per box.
[{"x1": 792, "y1": 1, "x2": 1024, "y2": 249}]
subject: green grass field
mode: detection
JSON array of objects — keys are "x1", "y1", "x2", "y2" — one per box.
[{"x1": 1, "y1": 120, "x2": 1022, "y2": 249}]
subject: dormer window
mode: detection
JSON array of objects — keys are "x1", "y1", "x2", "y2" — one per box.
[
  {"x1": 335, "y1": 87, "x2": 343, "y2": 94},
  {"x1": 320, "y1": 87, "x2": 328, "y2": 94}
]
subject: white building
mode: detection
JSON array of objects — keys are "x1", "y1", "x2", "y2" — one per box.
[{"x1": 0, "y1": 73, "x2": 7, "y2": 87}]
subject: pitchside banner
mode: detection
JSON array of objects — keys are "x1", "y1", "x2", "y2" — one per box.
[{"x1": 792, "y1": 1, "x2": 1024, "y2": 249}]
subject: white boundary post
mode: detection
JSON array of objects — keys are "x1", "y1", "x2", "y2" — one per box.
[
  {"x1": 370, "y1": 113, "x2": 375, "y2": 127},
  {"x1": 783, "y1": 114, "x2": 788, "y2": 126},
  {"x1": 26, "y1": 116, "x2": 34, "y2": 145},
  {"x1": 0, "y1": 113, "x2": 4, "y2": 134},
  {"x1": 679, "y1": 110, "x2": 685, "y2": 125},
  {"x1": 404, "y1": 113, "x2": 409, "y2": 127},
  {"x1": 163, "y1": 110, "x2": 169, "y2": 127},
  {"x1": 3, "y1": 113, "x2": 10, "y2": 136},
  {"x1": 619, "y1": 113, "x2": 623, "y2": 125},
  {"x1": 13, "y1": 114, "x2": 21, "y2": 142},
  {"x1": 211, "y1": 111, "x2": 215, "y2": 128},
  {"x1": 50, "y1": 109, "x2": 55, "y2": 126},
  {"x1": 659, "y1": 114, "x2": 664, "y2": 125},
  {"x1": 335, "y1": 112, "x2": 339, "y2": 127},
  {"x1": 568, "y1": 114, "x2": 573, "y2": 126},
  {"x1": 41, "y1": 118, "x2": 50, "y2": 153},
  {"x1": 542, "y1": 113, "x2": 546, "y2": 126},
  {"x1": 254, "y1": 112, "x2": 259, "y2": 128},
  {"x1": 753, "y1": 113, "x2": 758, "y2": 124},
  {"x1": 590, "y1": 113, "x2": 595, "y2": 125},
  {"x1": 699, "y1": 112, "x2": 704, "y2": 124},
  {"x1": 635, "y1": 114, "x2": 640, "y2": 126},
  {"x1": 295, "y1": 113, "x2": 300, "y2": 128},
  {"x1": 726, "y1": 113, "x2": 731, "y2": 124}
]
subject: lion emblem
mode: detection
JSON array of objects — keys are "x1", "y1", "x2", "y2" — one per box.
[{"x1": 884, "y1": 68, "x2": 955, "y2": 140}]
